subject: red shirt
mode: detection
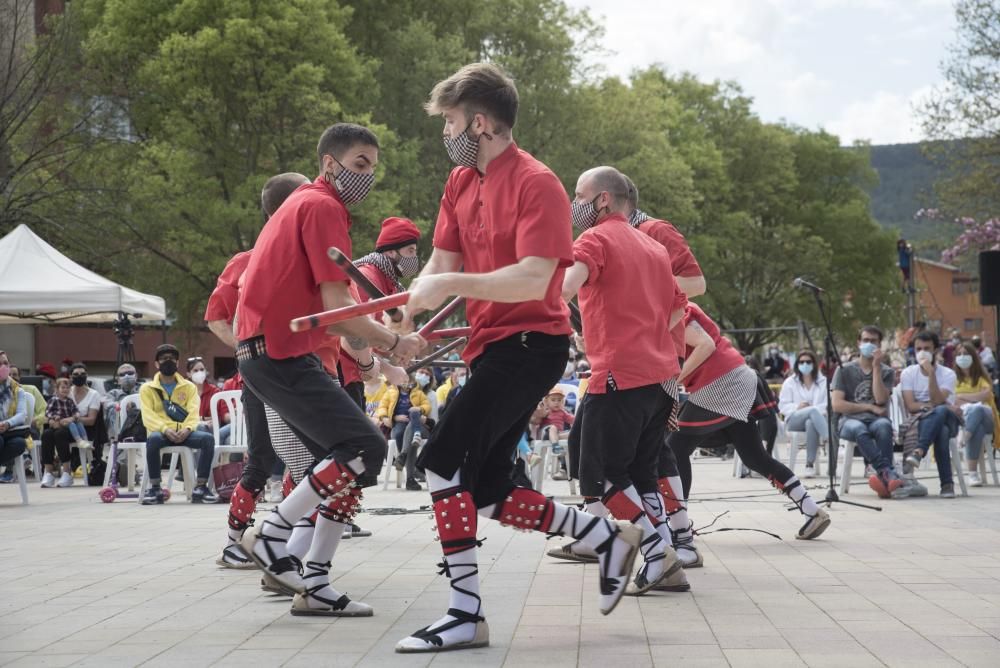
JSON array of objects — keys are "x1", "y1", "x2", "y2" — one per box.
[
  {"x1": 222, "y1": 373, "x2": 243, "y2": 391},
  {"x1": 339, "y1": 263, "x2": 396, "y2": 386},
  {"x1": 204, "y1": 251, "x2": 252, "y2": 323},
  {"x1": 197, "y1": 382, "x2": 229, "y2": 422},
  {"x1": 574, "y1": 214, "x2": 681, "y2": 393},
  {"x1": 541, "y1": 407, "x2": 574, "y2": 429},
  {"x1": 638, "y1": 218, "x2": 699, "y2": 355},
  {"x1": 682, "y1": 303, "x2": 745, "y2": 392},
  {"x1": 434, "y1": 143, "x2": 573, "y2": 363},
  {"x1": 237, "y1": 177, "x2": 352, "y2": 359}
]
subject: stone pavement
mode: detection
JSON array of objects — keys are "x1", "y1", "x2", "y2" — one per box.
[{"x1": 3, "y1": 457, "x2": 1000, "y2": 667}]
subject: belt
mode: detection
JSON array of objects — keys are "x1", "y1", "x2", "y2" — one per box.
[{"x1": 236, "y1": 336, "x2": 267, "y2": 362}]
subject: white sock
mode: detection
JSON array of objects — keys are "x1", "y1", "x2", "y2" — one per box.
[
  {"x1": 300, "y1": 510, "x2": 347, "y2": 604},
  {"x1": 784, "y1": 476, "x2": 819, "y2": 516},
  {"x1": 664, "y1": 476, "x2": 692, "y2": 539},
  {"x1": 641, "y1": 491, "x2": 674, "y2": 546},
  {"x1": 586, "y1": 500, "x2": 608, "y2": 517},
  {"x1": 286, "y1": 513, "x2": 317, "y2": 562}
]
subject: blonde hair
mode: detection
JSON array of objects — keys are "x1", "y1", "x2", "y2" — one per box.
[{"x1": 54, "y1": 377, "x2": 71, "y2": 389}]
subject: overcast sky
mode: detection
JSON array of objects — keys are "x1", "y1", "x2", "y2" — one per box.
[{"x1": 564, "y1": 0, "x2": 956, "y2": 145}]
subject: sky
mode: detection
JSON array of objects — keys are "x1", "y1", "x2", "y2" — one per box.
[{"x1": 563, "y1": 0, "x2": 957, "y2": 145}]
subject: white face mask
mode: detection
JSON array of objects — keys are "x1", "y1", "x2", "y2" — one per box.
[
  {"x1": 916, "y1": 350, "x2": 933, "y2": 365},
  {"x1": 191, "y1": 370, "x2": 207, "y2": 384},
  {"x1": 955, "y1": 354, "x2": 973, "y2": 369}
]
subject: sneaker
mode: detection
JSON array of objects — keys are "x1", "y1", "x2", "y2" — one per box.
[
  {"x1": 940, "y1": 483, "x2": 956, "y2": 499},
  {"x1": 40, "y1": 471, "x2": 56, "y2": 488},
  {"x1": 216, "y1": 543, "x2": 257, "y2": 569},
  {"x1": 342, "y1": 523, "x2": 372, "y2": 539},
  {"x1": 405, "y1": 477, "x2": 422, "y2": 491},
  {"x1": 0, "y1": 471, "x2": 13, "y2": 484},
  {"x1": 269, "y1": 479, "x2": 284, "y2": 503},
  {"x1": 191, "y1": 485, "x2": 218, "y2": 504},
  {"x1": 804, "y1": 464, "x2": 816, "y2": 479},
  {"x1": 867, "y1": 473, "x2": 889, "y2": 498},
  {"x1": 57, "y1": 471, "x2": 73, "y2": 487},
  {"x1": 551, "y1": 470, "x2": 569, "y2": 481},
  {"x1": 904, "y1": 451, "x2": 923, "y2": 470},
  {"x1": 796, "y1": 507, "x2": 831, "y2": 540},
  {"x1": 141, "y1": 486, "x2": 165, "y2": 505},
  {"x1": 967, "y1": 471, "x2": 983, "y2": 487},
  {"x1": 901, "y1": 475, "x2": 928, "y2": 497},
  {"x1": 547, "y1": 540, "x2": 599, "y2": 563}
]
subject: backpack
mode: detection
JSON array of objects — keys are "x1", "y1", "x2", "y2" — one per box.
[{"x1": 118, "y1": 406, "x2": 147, "y2": 443}]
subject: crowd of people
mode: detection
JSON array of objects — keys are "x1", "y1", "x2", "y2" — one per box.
[{"x1": 2, "y1": 59, "x2": 999, "y2": 657}]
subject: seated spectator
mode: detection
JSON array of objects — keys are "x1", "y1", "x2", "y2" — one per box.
[
  {"x1": 831, "y1": 326, "x2": 903, "y2": 498},
  {"x1": 413, "y1": 369, "x2": 439, "y2": 422},
  {"x1": 539, "y1": 386, "x2": 574, "y2": 443},
  {"x1": 972, "y1": 335, "x2": 997, "y2": 377},
  {"x1": 440, "y1": 368, "x2": 467, "y2": 416},
  {"x1": 377, "y1": 376, "x2": 431, "y2": 491},
  {"x1": 40, "y1": 363, "x2": 101, "y2": 488},
  {"x1": 942, "y1": 329, "x2": 962, "y2": 369},
  {"x1": 46, "y1": 378, "x2": 91, "y2": 448},
  {"x1": 9, "y1": 365, "x2": 45, "y2": 438},
  {"x1": 557, "y1": 358, "x2": 580, "y2": 387},
  {"x1": 0, "y1": 351, "x2": 30, "y2": 484},
  {"x1": 435, "y1": 370, "x2": 453, "y2": 407},
  {"x1": 778, "y1": 350, "x2": 829, "y2": 478},
  {"x1": 104, "y1": 364, "x2": 142, "y2": 441},
  {"x1": 187, "y1": 357, "x2": 231, "y2": 444},
  {"x1": 364, "y1": 375, "x2": 387, "y2": 421},
  {"x1": 35, "y1": 363, "x2": 57, "y2": 398},
  {"x1": 764, "y1": 346, "x2": 786, "y2": 380},
  {"x1": 954, "y1": 342, "x2": 999, "y2": 487},
  {"x1": 139, "y1": 343, "x2": 217, "y2": 505},
  {"x1": 900, "y1": 331, "x2": 961, "y2": 498}
]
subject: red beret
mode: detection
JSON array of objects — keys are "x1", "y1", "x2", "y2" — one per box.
[
  {"x1": 37, "y1": 363, "x2": 57, "y2": 378},
  {"x1": 375, "y1": 217, "x2": 420, "y2": 252}
]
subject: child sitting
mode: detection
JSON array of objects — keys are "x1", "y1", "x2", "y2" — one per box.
[
  {"x1": 539, "y1": 386, "x2": 574, "y2": 444},
  {"x1": 46, "y1": 378, "x2": 90, "y2": 447},
  {"x1": 377, "y1": 377, "x2": 431, "y2": 490}
]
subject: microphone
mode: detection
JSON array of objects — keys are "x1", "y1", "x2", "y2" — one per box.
[{"x1": 793, "y1": 277, "x2": 825, "y2": 293}]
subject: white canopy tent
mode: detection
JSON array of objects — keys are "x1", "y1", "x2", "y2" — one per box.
[{"x1": 0, "y1": 224, "x2": 167, "y2": 323}]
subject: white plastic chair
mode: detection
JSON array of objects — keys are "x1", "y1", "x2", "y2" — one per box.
[
  {"x1": 210, "y1": 390, "x2": 248, "y2": 462},
  {"x1": 382, "y1": 439, "x2": 403, "y2": 490},
  {"x1": 104, "y1": 394, "x2": 146, "y2": 491},
  {"x1": 12, "y1": 450, "x2": 29, "y2": 504},
  {"x1": 786, "y1": 427, "x2": 826, "y2": 478},
  {"x1": 22, "y1": 392, "x2": 41, "y2": 481},
  {"x1": 958, "y1": 427, "x2": 999, "y2": 487}
]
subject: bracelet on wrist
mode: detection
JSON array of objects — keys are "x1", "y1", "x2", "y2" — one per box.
[
  {"x1": 357, "y1": 356, "x2": 376, "y2": 372},
  {"x1": 387, "y1": 333, "x2": 400, "y2": 352}
]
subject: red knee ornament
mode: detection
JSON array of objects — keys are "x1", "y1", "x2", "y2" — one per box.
[
  {"x1": 431, "y1": 486, "x2": 478, "y2": 555},
  {"x1": 657, "y1": 477, "x2": 684, "y2": 514},
  {"x1": 494, "y1": 487, "x2": 555, "y2": 533},
  {"x1": 601, "y1": 488, "x2": 644, "y2": 523},
  {"x1": 317, "y1": 486, "x2": 362, "y2": 524},
  {"x1": 228, "y1": 481, "x2": 261, "y2": 530},
  {"x1": 307, "y1": 458, "x2": 357, "y2": 499}
]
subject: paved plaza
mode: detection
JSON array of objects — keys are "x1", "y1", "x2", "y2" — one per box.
[{"x1": 3, "y1": 456, "x2": 1000, "y2": 668}]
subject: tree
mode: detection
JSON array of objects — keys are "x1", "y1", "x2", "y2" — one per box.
[{"x1": 921, "y1": 0, "x2": 1000, "y2": 218}]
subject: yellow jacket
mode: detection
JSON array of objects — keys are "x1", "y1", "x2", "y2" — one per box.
[
  {"x1": 436, "y1": 378, "x2": 453, "y2": 406},
  {"x1": 377, "y1": 385, "x2": 431, "y2": 421},
  {"x1": 140, "y1": 373, "x2": 201, "y2": 434},
  {"x1": 956, "y1": 376, "x2": 1000, "y2": 449},
  {"x1": 364, "y1": 380, "x2": 387, "y2": 418}
]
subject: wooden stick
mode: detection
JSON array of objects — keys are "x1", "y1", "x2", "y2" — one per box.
[
  {"x1": 417, "y1": 297, "x2": 465, "y2": 338},
  {"x1": 327, "y1": 247, "x2": 404, "y2": 322},
  {"x1": 290, "y1": 293, "x2": 409, "y2": 332},
  {"x1": 425, "y1": 327, "x2": 471, "y2": 342},
  {"x1": 405, "y1": 337, "x2": 467, "y2": 374}
]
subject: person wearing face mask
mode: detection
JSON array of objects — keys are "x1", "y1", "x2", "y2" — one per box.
[
  {"x1": 39, "y1": 363, "x2": 101, "y2": 488},
  {"x1": 0, "y1": 351, "x2": 31, "y2": 487},
  {"x1": 899, "y1": 331, "x2": 961, "y2": 498},
  {"x1": 400, "y1": 60, "x2": 643, "y2": 649},
  {"x1": 187, "y1": 357, "x2": 231, "y2": 445},
  {"x1": 953, "y1": 342, "x2": 999, "y2": 487},
  {"x1": 103, "y1": 363, "x2": 143, "y2": 446},
  {"x1": 236, "y1": 123, "x2": 424, "y2": 619},
  {"x1": 338, "y1": 216, "x2": 421, "y2": 412},
  {"x1": 831, "y1": 326, "x2": 902, "y2": 498},
  {"x1": 139, "y1": 344, "x2": 218, "y2": 504},
  {"x1": 777, "y1": 350, "x2": 829, "y2": 479}
]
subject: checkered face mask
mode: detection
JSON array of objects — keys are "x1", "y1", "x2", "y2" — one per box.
[
  {"x1": 443, "y1": 123, "x2": 484, "y2": 168},
  {"x1": 396, "y1": 255, "x2": 420, "y2": 278},
  {"x1": 331, "y1": 158, "x2": 375, "y2": 205},
  {"x1": 571, "y1": 196, "x2": 601, "y2": 231},
  {"x1": 628, "y1": 208, "x2": 650, "y2": 227}
]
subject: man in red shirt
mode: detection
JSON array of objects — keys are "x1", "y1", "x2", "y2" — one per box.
[
  {"x1": 394, "y1": 63, "x2": 642, "y2": 654},
  {"x1": 559, "y1": 165, "x2": 685, "y2": 595},
  {"x1": 205, "y1": 172, "x2": 310, "y2": 570},
  {"x1": 339, "y1": 216, "x2": 421, "y2": 410},
  {"x1": 236, "y1": 123, "x2": 424, "y2": 618}
]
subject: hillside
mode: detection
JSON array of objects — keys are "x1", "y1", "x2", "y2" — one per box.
[{"x1": 866, "y1": 142, "x2": 959, "y2": 258}]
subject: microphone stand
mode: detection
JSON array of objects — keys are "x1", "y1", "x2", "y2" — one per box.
[{"x1": 805, "y1": 287, "x2": 882, "y2": 512}]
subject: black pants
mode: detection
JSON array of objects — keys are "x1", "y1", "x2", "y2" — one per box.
[
  {"x1": 0, "y1": 434, "x2": 27, "y2": 468},
  {"x1": 418, "y1": 332, "x2": 568, "y2": 507},
  {"x1": 239, "y1": 350, "x2": 386, "y2": 488},
  {"x1": 41, "y1": 426, "x2": 74, "y2": 466},
  {"x1": 343, "y1": 381, "x2": 365, "y2": 412},
  {"x1": 758, "y1": 413, "x2": 778, "y2": 456},
  {"x1": 239, "y1": 386, "x2": 280, "y2": 493},
  {"x1": 668, "y1": 418, "x2": 795, "y2": 498},
  {"x1": 578, "y1": 384, "x2": 672, "y2": 497},
  {"x1": 567, "y1": 393, "x2": 589, "y2": 481}
]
